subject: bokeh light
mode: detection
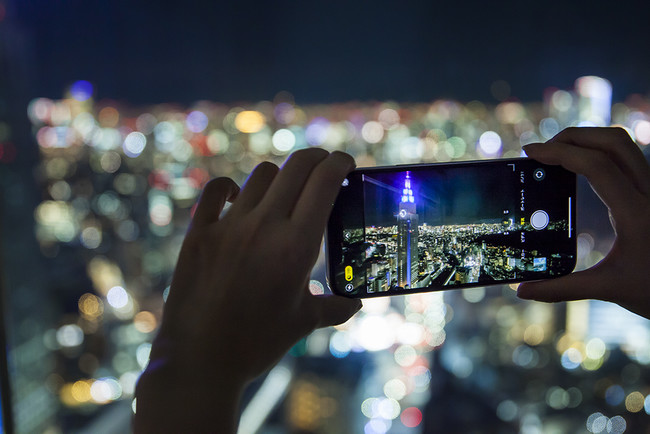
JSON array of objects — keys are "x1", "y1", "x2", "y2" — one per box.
[
  {"x1": 69, "y1": 80, "x2": 94, "y2": 101},
  {"x1": 15, "y1": 77, "x2": 650, "y2": 433}
]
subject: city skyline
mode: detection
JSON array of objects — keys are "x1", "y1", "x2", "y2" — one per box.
[{"x1": 365, "y1": 217, "x2": 573, "y2": 294}]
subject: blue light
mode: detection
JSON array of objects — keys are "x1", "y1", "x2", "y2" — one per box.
[
  {"x1": 70, "y1": 80, "x2": 93, "y2": 101},
  {"x1": 401, "y1": 172, "x2": 415, "y2": 203}
]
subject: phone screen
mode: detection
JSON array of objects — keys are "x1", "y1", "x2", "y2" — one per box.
[{"x1": 326, "y1": 158, "x2": 576, "y2": 298}]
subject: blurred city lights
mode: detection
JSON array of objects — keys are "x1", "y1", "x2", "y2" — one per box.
[
  {"x1": 106, "y1": 286, "x2": 129, "y2": 309},
  {"x1": 69, "y1": 80, "x2": 94, "y2": 102},
  {"x1": 16, "y1": 76, "x2": 650, "y2": 432},
  {"x1": 186, "y1": 110, "x2": 209, "y2": 133},
  {"x1": 477, "y1": 130, "x2": 502, "y2": 156},
  {"x1": 234, "y1": 110, "x2": 265, "y2": 133},
  {"x1": 123, "y1": 131, "x2": 147, "y2": 157},
  {"x1": 56, "y1": 324, "x2": 84, "y2": 348}
]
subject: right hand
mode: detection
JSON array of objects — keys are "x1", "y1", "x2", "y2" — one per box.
[{"x1": 517, "y1": 127, "x2": 650, "y2": 319}]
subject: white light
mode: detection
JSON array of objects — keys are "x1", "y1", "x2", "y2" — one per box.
[
  {"x1": 56, "y1": 324, "x2": 84, "y2": 347},
  {"x1": 378, "y1": 108, "x2": 400, "y2": 129},
  {"x1": 551, "y1": 90, "x2": 573, "y2": 112},
  {"x1": 365, "y1": 418, "x2": 391, "y2": 434},
  {"x1": 361, "y1": 121, "x2": 384, "y2": 143},
  {"x1": 92, "y1": 128, "x2": 121, "y2": 151},
  {"x1": 586, "y1": 338, "x2": 607, "y2": 359},
  {"x1": 330, "y1": 331, "x2": 352, "y2": 358},
  {"x1": 587, "y1": 413, "x2": 608, "y2": 433},
  {"x1": 397, "y1": 322, "x2": 424, "y2": 346},
  {"x1": 607, "y1": 415, "x2": 626, "y2": 434},
  {"x1": 355, "y1": 315, "x2": 395, "y2": 351},
  {"x1": 272, "y1": 128, "x2": 296, "y2": 153},
  {"x1": 136, "y1": 343, "x2": 152, "y2": 369},
  {"x1": 377, "y1": 398, "x2": 401, "y2": 420},
  {"x1": 361, "y1": 397, "x2": 378, "y2": 418},
  {"x1": 154, "y1": 121, "x2": 176, "y2": 145},
  {"x1": 91, "y1": 380, "x2": 113, "y2": 404},
  {"x1": 462, "y1": 287, "x2": 485, "y2": 303},
  {"x1": 90, "y1": 378, "x2": 122, "y2": 404},
  {"x1": 383, "y1": 378, "x2": 407, "y2": 401},
  {"x1": 361, "y1": 297, "x2": 391, "y2": 315},
  {"x1": 634, "y1": 120, "x2": 650, "y2": 145},
  {"x1": 119, "y1": 371, "x2": 140, "y2": 397},
  {"x1": 399, "y1": 136, "x2": 423, "y2": 162},
  {"x1": 478, "y1": 131, "x2": 502, "y2": 156},
  {"x1": 107, "y1": 286, "x2": 129, "y2": 309},
  {"x1": 123, "y1": 132, "x2": 147, "y2": 158},
  {"x1": 576, "y1": 76, "x2": 612, "y2": 126},
  {"x1": 540, "y1": 117, "x2": 560, "y2": 140}
]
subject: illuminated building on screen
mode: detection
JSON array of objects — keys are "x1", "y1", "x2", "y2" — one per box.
[{"x1": 397, "y1": 172, "x2": 419, "y2": 288}]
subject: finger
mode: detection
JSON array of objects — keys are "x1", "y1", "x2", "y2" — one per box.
[
  {"x1": 191, "y1": 177, "x2": 240, "y2": 228},
  {"x1": 258, "y1": 148, "x2": 330, "y2": 217},
  {"x1": 228, "y1": 161, "x2": 279, "y2": 215},
  {"x1": 305, "y1": 294, "x2": 363, "y2": 329},
  {"x1": 516, "y1": 267, "x2": 612, "y2": 303},
  {"x1": 523, "y1": 141, "x2": 643, "y2": 223},
  {"x1": 291, "y1": 151, "x2": 356, "y2": 241},
  {"x1": 549, "y1": 127, "x2": 650, "y2": 196}
]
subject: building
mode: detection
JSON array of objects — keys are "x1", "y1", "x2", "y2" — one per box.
[{"x1": 396, "y1": 172, "x2": 419, "y2": 288}]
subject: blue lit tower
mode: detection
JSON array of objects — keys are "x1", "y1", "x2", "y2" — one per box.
[{"x1": 397, "y1": 172, "x2": 419, "y2": 288}]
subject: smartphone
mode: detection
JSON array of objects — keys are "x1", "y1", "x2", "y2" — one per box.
[{"x1": 326, "y1": 158, "x2": 577, "y2": 298}]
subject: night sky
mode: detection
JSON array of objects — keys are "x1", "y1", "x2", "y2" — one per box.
[
  {"x1": 363, "y1": 162, "x2": 518, "y2": 227},
  {"x1": 362, "y1": 160, "x2": 574, "y2": 228},
  {"x1": 8, "y1": 0, "x2": 650, "y2": 104}
]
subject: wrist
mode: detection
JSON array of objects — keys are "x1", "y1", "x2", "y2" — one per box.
[{"x1": 134, "y1": 356, "x2": 246, "y2": 434}]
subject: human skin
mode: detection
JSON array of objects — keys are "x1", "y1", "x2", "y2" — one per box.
[
  {"x1": 134, "y1": 127, "x2": 650, "y2": 432},
  {"x1": 134, "y1": 149, "x2": 362, "y2": 433},
  {"x1": 518, "y1": 127, "x2": 650, "y2": 319}
]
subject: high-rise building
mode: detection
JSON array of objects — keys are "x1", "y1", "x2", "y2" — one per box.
[{"x1": 397, "y1": 172, "x2": 419, "y2": 288}]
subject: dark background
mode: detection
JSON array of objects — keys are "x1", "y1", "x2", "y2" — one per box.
[{"x1": 7, "y1": 0, "x2": 650, "y2": 105}]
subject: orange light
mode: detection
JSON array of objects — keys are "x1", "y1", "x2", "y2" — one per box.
[{"x1": 234, "y1": 111, "x2": 265, "y2": 133}]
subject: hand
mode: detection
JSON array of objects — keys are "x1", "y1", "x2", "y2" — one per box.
[
  {"x1": 517, "y1": 127, "x2": 650, "y2": 319},
  {"x1": 135, "y1": 149, "x2": 362, "y2": 433}
]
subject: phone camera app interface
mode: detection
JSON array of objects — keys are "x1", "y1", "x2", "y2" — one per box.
[{"x1": 336, "y1": 161, "x2": 575, "y2": 296}]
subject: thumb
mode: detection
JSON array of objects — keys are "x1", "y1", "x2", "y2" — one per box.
[
  {"x1": 517, "y1": 267, "x2": 609, "y2": 303},
  {"x1": 309, "y1": 295, "x2": 363, "y2": 329}
]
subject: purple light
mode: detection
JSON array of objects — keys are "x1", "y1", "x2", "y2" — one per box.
[
  {"x1": 70, "y1": 80, "x2": 93, "y2": 101},
  {"x1": 401, "y1": 172, "x2": 414, "y2": 203},
  {"x1": 186, "y1": 110, "x2": 209, "y2": 133},
  {"x1": 305, "y1": 117, "x2": 330, "y2": 146}
]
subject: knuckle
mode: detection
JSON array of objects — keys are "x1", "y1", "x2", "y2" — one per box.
[
  {"x1": 611, "y1": 126, "x2": 632, "y2": 142},
  {"x1": 584, "y1": 150, "x2": 611, "y2": 174},
  {"x1": 554, "y1": 126, "x2": 579, "y2": 141}
]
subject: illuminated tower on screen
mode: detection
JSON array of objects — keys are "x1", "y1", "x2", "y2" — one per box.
[{"x1": 397, "y1": 172, "x2": 419, "y2": 288}]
